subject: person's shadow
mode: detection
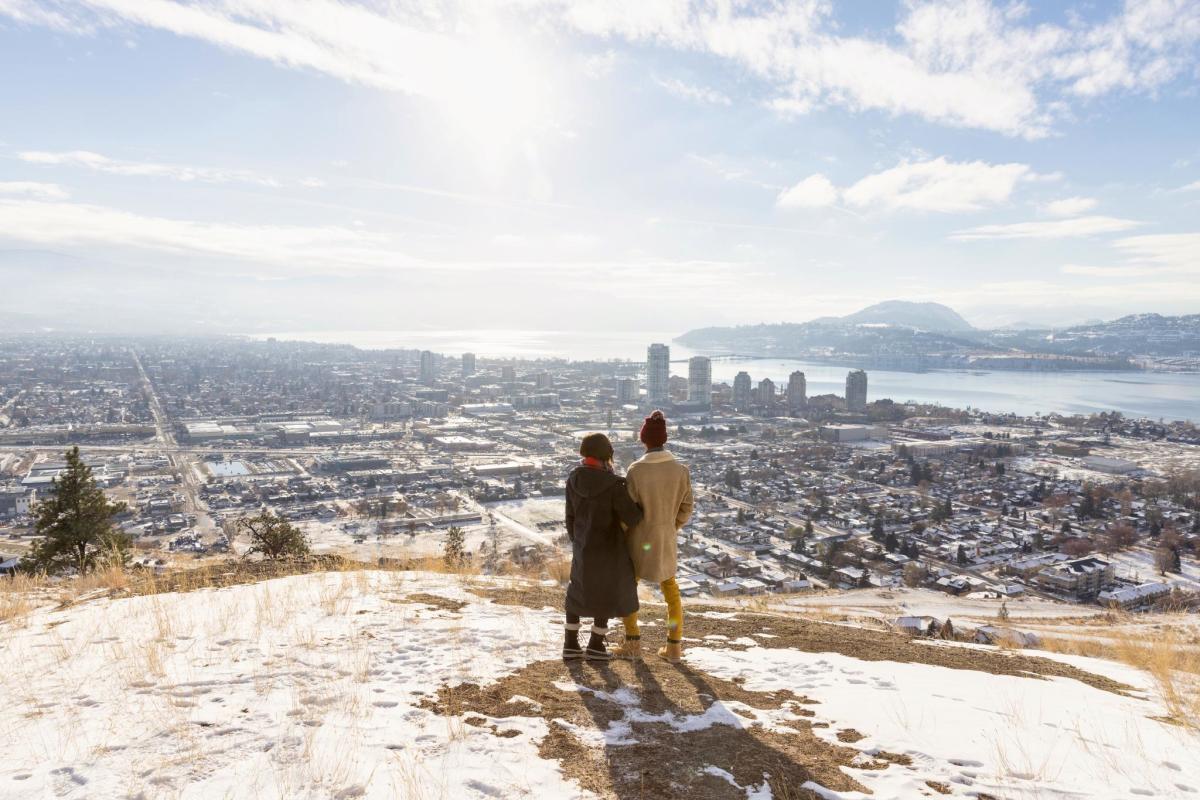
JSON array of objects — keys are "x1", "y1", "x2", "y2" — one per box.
[{"x1": 563, "y1": 652, "x2": 865, "y2": 799}]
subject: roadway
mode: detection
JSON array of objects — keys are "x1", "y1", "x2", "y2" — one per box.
[{"x1": 131, "y1": 349, "x2": 215, "y2": 535}]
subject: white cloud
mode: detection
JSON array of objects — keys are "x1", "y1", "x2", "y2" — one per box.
[
  {"x1": 654, "y1": 76, "x2": 731, "y2": 106},
  {"x1": 951, "y1": 215, "x2": 1142, "y2": 240},
  {"x1": 778, "y1": 157, "x2": 1033, "y2": 213},
  {"x1": 581, "y1": 49, "x2": 617, "y2": 78},
  {"x1": 1052, "y1": 233, "x2": 1200, "y2": 280},
  {"x1": 3, "y1": 0, "x2": 1197, "y2": 138},
  {"x1": 1178, "y1": 180, "x2": 1200, "y2": 192},
  {"x1": 18, "y1": 150, "x2": 321, "y2": 188},
  {"x1": 1042, "y1": 196, "x2": 1098, "y2": 216},
  {"x1": 0, "y1": 198, "x2": 405, "y2": 276},
  {"x1": 1111, "y1": 232, "x2": 1200, "y2": 273},
  {"x1": 0, "y1": 181, "x2": 69, "y2": 199},
  {"x1": 1060, "y1": 263, "x2": 1159, "y2": 278},
  {"x1": 842, "y1": 157, "x2": 1032, "y2": 212},
  {"x1": 776, "y1": 174, "x2": 837, "y2": 209}
]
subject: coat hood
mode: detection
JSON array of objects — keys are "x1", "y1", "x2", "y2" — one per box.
[{"x1": 568, "y1": 465, "x2": 623, "y2": 498}]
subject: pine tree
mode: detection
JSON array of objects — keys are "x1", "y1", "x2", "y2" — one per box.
[
  {"x1": 23, "y1": 446, "x2": 129, "y2": 575},
  {"x1": 239, "y1": 510, "x2": 310, "y2": 559},
  {"x1": 443, "y1": 525, "x2": 466, "y2": 569}
]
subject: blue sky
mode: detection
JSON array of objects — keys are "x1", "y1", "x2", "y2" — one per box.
[{"x1": 0, "y1": 0, "x2": 1198, "y2": 335}]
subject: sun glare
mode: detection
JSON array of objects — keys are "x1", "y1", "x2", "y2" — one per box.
[{"x1": 431, "y1": 25, "x2": 554, "y2": 172}]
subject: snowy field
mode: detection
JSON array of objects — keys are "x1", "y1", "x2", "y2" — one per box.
[
  {"x1": 1, "y1": 571, "x2": 1198, "y2": 799},
  {"x1": 1107, "y1": 547, "x2": 1200, "y2": 592},
  {"x1": 774, "y1": 587, "x2": 1104, "y2": 625},
  {"x1": 294, "y1": 517, "x2": 519, "y2": 561}
]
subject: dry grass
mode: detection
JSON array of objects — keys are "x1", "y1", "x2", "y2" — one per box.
[
  {"x1": 1114, "y1": 630, "x2": 1200, "y2": 729},
  {"x1": 0, "y1": 573, "x2": 43, "y2": 624},
  {"x1": 1042, "y1": 625, "x2": 1200, "y2": 729}
]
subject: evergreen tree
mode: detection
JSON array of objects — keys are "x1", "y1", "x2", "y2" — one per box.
[
  {"x1": 23, "y1": 446, "x2": 129, "y2": 575},
  {"x1": 871, "y1": 515, "x2": 885, "y2": 541},
  {"x1": 443, "y1": 525, "x2": 466, "y2": 569},
  {"x1": 804, "y1": 519, "x2": 814, "y2": 536},
  {"x1": 956, "y1": 544, "x2": 968, "y2": 565},
  {"x1": 239, "y1": 510, "x2": 310, "y2": 559},
  {"x1": 884, "y1": 531, "x2": 899, "y2": 553}
]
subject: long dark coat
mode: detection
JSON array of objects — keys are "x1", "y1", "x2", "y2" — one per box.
[{"x1": 564, "y1": 465, "x2": 642, "y2": 619}]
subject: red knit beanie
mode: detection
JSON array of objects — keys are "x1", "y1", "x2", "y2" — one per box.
[{"x1": 639, "y1": 410, "x2": 668, "y2": 448}]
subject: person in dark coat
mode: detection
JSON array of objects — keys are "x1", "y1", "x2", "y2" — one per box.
[{"x1": 563, "y1": 432, "x2": 642, "y2": 661}]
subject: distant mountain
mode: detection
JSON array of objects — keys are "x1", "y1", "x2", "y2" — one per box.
[
  {"x1": 815, "y1": 300, "x2": 974, "y2": 332},
  {"x1": 676, "y1": 303, "x2": 1199, "y2": 371},
  {"x1": 999, "y1": 313, "x2": 1200, "y2": 358}
]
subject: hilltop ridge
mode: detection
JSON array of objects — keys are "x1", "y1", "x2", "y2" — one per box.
[{"x1": 1, "y1": 565, "x2": 1196, "y2": 799}]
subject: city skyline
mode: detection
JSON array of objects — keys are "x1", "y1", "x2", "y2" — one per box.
[{"x1": 1, "y1": 1, "x2": 1199, "y2": 334}]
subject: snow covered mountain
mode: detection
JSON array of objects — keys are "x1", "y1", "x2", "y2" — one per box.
[
  {"x1": 1, "y1": 569, "x2": 1197, "y2": 799},
  {"x1": 815, "y1": 301, "x2": 976, "y2": 332}
]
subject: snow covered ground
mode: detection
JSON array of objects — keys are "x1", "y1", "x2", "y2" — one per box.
[
  {"x1": 689, "y1": 645, "x2": 1198, "y2": 799},
  {"x1": 1106, "y1": 547, "x2": 1200, "y2": 592},
  {"x1": 1, "y1": 571, "x2": 1198, "y2": 799},
  {"x1": 774, "y1": 586, "x2": 1103, "y2": 625}
]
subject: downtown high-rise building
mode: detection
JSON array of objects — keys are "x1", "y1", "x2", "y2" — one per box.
[
  {"x1": 615, "y1": 377, "x2": 638, "y2": 404},
  {"x1": 733, "y1": 371, "x2": 752, "y2": 412},
  {"x1": 846, "y1": 369, "x2": 868, "y2": 412},
  {"x1": 758, "y1": 377, "x2": 776, "y2": 411},
  {"x1": 461, "y1": 352, "x2": 476, "y2": 378},
  {"x1": 501, "y1": 365, "x2": 516, "y2": 382},
  {"x1": 646, "y1": 343, "x2": 670, "y2": 406},
  {"x1": 787, "y1": 370, "x2": 806, "y2": 415},
  {"x1": 687, "y1": 356, "x2": 712, "y2": 407},
  {"x1": 419, "y1": 350, "x2": 439, "y2": 385}
]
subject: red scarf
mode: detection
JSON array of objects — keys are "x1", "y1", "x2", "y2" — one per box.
[{"x1": 581, "y1": 457, "x2": 608, "y2": 470}]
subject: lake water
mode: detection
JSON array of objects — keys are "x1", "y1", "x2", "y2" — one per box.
[{"x1": 252, "y1": 329, "x2": 1200, "y2": 422}]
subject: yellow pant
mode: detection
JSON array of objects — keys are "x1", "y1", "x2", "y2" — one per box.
[{"x1": 623, "y1": 578, "x2": 682, "y2": 641}]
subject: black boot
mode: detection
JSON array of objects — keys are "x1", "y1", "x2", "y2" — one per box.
[
  {"x1": 585, "y1": 625, "x2": 611, "y2": 661},
  {"x1": 563, "y1": 622, "x2": 583, "y2": 660}
]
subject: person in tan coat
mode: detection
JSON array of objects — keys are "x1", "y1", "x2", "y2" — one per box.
[{"x1": 613, "y1": 410, "x2": 694, "y2": 663}]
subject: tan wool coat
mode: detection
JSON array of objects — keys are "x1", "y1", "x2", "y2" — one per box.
[{"x1": 625, "y1": 450, "x2": 693, "y2": 583}]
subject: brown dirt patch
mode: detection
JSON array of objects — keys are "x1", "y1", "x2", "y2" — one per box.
[
  {"x1": 475, "y1": 584, "x2": 1133, "y2": 694},
  {"x1": 926, "y1": 780, "x2": 953, "y2": 794},
  {"x1": 836, "y1": 728, "x2": 864, "y2": 743},
  {"x1": 402, "y1": 592, "x2": 467, "y2": 613},
  {"x1": 420, "y1": 656, "x2": 879, "y2": 800}
]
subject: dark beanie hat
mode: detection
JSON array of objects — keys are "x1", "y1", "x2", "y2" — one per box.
[
  {"x1": 579, "y1": 432, "x2": 614, "y2": 461},
  {"x1": 639, "y1": 410, "x2": 668, "y2": 448}
]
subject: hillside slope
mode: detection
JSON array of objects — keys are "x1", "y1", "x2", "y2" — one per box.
[{"x1": 1, "y1": 571, "x2": 1197, "y2": 799}]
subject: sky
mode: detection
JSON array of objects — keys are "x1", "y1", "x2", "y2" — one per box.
[{"x1": 0, "y1": 0, "x2": 1199, "y2": 336}]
